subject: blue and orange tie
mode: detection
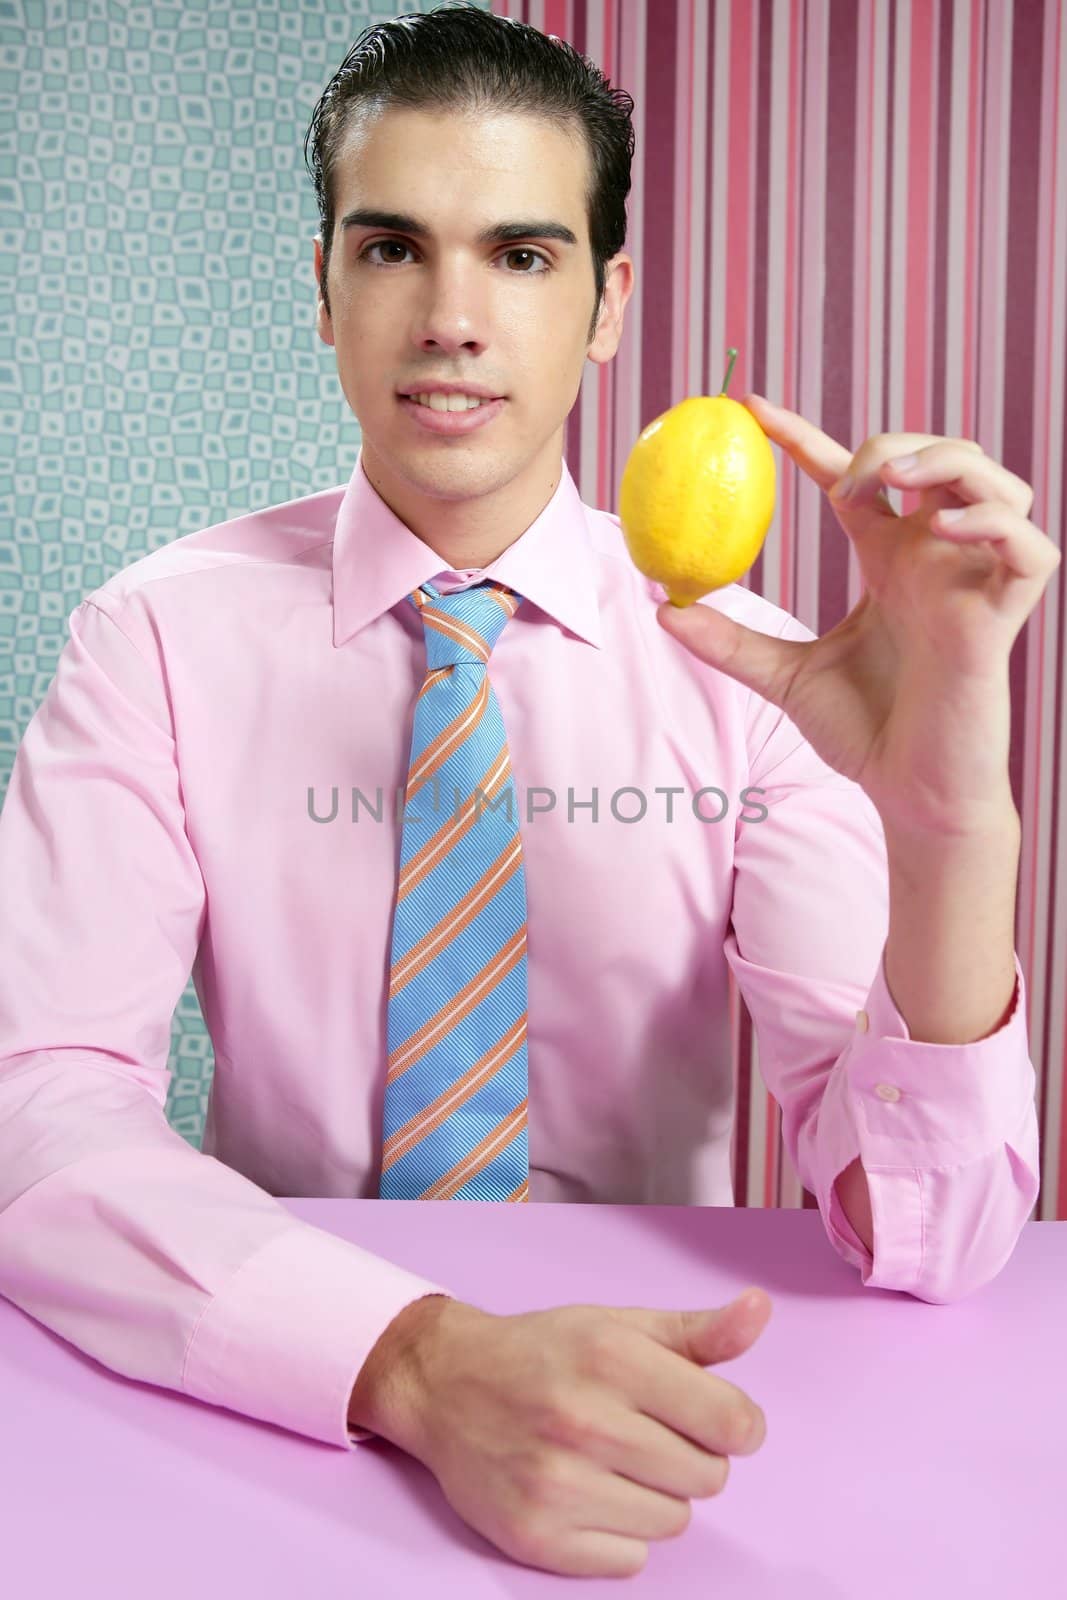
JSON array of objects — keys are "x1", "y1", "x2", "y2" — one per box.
[{"x1": 379, "y1": 578, "x2": 530, "y2": 1201}]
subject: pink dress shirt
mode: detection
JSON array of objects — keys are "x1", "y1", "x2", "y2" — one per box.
[{"x1": 0, "y1": 450, "x2": 1039, "y2": 1451}]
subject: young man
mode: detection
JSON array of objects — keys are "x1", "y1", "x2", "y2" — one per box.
[{"x1": 0, "y1": 5, "x2": 1053, "y2": 1581}]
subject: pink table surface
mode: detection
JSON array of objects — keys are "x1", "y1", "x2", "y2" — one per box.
[{"x1": 4, "y1": 1200, "x2": 1065, "y2": 1597}]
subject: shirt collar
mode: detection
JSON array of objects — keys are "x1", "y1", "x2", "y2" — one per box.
[{"x1": 331, "y1": 446, "x2": 603, "y2": 651}]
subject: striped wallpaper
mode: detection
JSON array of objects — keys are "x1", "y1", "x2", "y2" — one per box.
[{"x1": 499, "y1": 0, "x2": 1067, "y2": 1222}]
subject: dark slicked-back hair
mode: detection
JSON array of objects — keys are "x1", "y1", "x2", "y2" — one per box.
[{"x1": 303, "y1": 1, "x2": 635, "y2": 345}]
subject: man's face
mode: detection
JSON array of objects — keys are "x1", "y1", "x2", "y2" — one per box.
[{"x1": 314, "y1": 104, "x2": 633, "y2": 550}]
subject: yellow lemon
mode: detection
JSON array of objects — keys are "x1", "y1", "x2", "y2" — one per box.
[{"x1": 618, "y1": 380, "x2": 776, "y2": 607}]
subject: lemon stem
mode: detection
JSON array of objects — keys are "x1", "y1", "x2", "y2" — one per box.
[{"x1": 720, "y1": 347, "x2": 738, "y2": 396}]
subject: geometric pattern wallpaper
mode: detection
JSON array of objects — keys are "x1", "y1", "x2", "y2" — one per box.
[
  {"x1": 4, "y1": 0, "x2": 1066, "y2": 1224},
  {"x1": 1, "y1": 0, "x2": 468, "y2": 1150}
]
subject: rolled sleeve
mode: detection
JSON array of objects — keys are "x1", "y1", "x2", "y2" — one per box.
[
  {"x1": 817, "y1": 946, "x2": 1037, "y2": 1301},
  {"x1": 724, "y1": 612, "x2": 1040, "y2": 1305}
]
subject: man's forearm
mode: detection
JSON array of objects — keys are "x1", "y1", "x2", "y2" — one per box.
[
  {"x1": 881, "y1": 797, "x2": 1021, "y2": 1045},
  {"x1": 834, "y1": 795, "x2": 1022, "y2": 1258}
]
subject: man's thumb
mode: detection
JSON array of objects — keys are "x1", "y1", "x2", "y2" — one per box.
[
  {"x1": 619, "y1": 1287, "x2": 773, "y2": 1365},
  {"x1": 656, "y1": 599, "x2": 805, "y2": 706}
]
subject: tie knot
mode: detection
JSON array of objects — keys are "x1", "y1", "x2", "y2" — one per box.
[{"x1": 408, "y1": 579, "x2": 523, "y2": 669}]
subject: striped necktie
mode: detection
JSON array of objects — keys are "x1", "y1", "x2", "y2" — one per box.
[{"x1": 379, "y1": 578, "x2": 530, "y2": 1202}]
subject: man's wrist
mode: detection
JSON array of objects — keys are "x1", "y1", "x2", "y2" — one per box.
[{"x1": 347, "y1": 1293, "x2": 458, "y2": 1450}]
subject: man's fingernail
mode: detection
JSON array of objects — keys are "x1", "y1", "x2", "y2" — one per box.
[{"x1": 833, "y1": 473, "x2": 857, "y2": 500}]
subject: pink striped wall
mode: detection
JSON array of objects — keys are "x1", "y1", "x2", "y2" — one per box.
[{"x1": 495, "y1": 0, "x2": 1067, "y2": 1222}]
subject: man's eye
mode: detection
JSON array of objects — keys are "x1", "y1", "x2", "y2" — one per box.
[
  {"x1": 359, "y1": 240, "x2": 414, "y2": 266},
  {"x1": 358, "y1": 240, "x2": 550, "y2": 273}
]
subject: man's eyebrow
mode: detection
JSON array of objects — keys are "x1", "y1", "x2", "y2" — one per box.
[{"x1": 338, "y1": 207, "x2": 578, "y2": 248}]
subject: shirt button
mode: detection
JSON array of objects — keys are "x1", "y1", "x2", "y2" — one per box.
[
  {"x1": 875, "y1": 1083, "x2": 902, "y2": 1102},
  {"x1": 855, "y1": 1009, "x2": 869, "y2": 1032}
]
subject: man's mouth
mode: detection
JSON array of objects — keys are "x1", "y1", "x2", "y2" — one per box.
[{"x1": 403, "y1": 392, "x2": 503, "y2": 412}]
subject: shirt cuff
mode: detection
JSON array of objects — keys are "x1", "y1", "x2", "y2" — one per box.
[
  {"x1": 180, "y1": 1224, "x2": 456, "y2": 1451},
  {"x1": 817, "y1": 947, "x2": 1033, "y2": 1293},
  {"x1": 851, "y1": 946, "x2": 1031, "y2": 1170}
]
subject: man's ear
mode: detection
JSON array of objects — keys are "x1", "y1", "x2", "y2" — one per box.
[{"x1": 314, "y1": 235, "x2": 334, "y2": 347}]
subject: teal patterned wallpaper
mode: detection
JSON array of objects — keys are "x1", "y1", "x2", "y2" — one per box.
[{"x1": 0, "y1": 0, "x2": 490, "y2": 1150}]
